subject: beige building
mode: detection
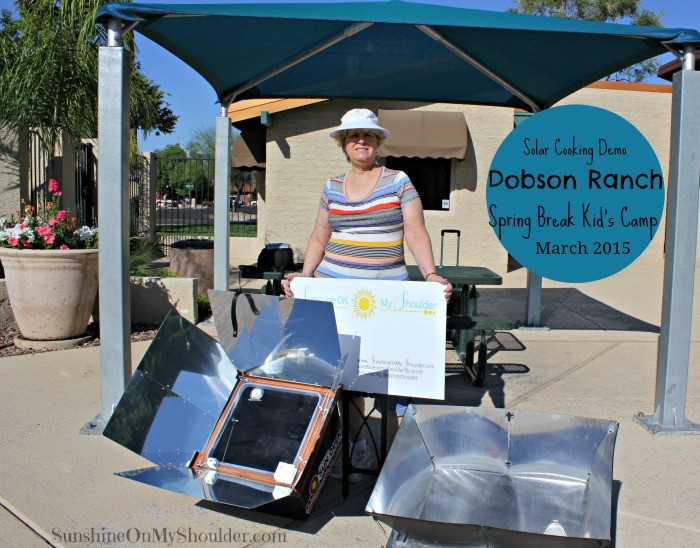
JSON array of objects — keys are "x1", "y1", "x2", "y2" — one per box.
[
  {"x1": 228, "y1": 82, "x2": 674, "y2": 274},
  {"x1": 0, "y1": 128, "x2": 25, "y2": 220}
]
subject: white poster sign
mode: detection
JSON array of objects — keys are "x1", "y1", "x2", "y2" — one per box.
[{"x1": 291, "y1": 278, "x2": 446, "y2": 399}]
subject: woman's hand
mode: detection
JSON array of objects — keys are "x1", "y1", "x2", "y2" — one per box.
[
  {"x1": 427, "y1": 273, "x2": 452, "y2": 303},
  {"x1": 282, "y1": 272, "x2": 307, "y2": 297}
]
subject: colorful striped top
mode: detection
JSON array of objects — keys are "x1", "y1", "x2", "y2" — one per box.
[{"x1": 315, "y1": 168, "x2": 419, "y2": 280}]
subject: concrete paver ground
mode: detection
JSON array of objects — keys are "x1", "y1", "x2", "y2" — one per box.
[{"x1": 1, "y1": 258, "x2": 699, "y2": 547}]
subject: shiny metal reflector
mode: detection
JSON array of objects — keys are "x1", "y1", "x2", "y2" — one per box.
[
  {"x1": 103, "y1": 312, "x2": 236, "y2": 466},
  {"x1": 105, "y1": 298, "x2": 346, "y2": 517},
  {"x1": 366, "y1": 405, "x2": 619, "y2": 547}
]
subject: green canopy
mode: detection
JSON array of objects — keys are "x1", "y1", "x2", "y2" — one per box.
[{"x1": 97, "y1": 1, "x2": 700, "y2": 111}]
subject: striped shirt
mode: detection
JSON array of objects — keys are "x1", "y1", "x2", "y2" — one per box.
[{"x1": 315, "y1": 168, "x2": 419, "y2": 279}]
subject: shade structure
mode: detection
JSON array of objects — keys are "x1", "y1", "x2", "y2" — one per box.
[
  {"x1": 93, "y1": 1, "x2": 700, "y2": 437},
  {"x1": 97, "y1": 1, "x2": 700, "y2": 112},
  {"x1": 366, "y1": 405, "x2": 619, "y2": 547}
]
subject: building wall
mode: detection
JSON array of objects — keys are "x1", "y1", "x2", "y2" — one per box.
[
  {"x1": 0, "y1": 129, "x2": 84, "y2": 222},
  {"x1": 0, "y1": 128, "x2": 23, "y2": 220},
  {"x1": 250, "y1": 84, "x2": 673, "y2": 275}
]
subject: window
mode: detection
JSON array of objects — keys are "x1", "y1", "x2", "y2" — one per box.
[
  {"x1": 208, "y1": 384, "x2": 321, "y2": 474},
  {"x1": 378, "y1": 109, "x2": 467, "y2": 211},
  {"x1": 384, "y1": 156, "x2": 452, "y2": 211}
]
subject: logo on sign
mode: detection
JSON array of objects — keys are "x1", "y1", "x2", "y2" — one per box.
[{"x1": 352, "y1": 288, "x2": 377, "y2": 319}]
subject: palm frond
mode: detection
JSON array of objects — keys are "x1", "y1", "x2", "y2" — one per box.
[{"x1": 130, "y1": 235, "x2": 165, "y2": 277}]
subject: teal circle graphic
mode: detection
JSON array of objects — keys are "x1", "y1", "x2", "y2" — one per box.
[{"x1": 486, "y1": 105, "x2": 664, "y2": 283}]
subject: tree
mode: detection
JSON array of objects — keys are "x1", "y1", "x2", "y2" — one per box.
[
  {"x1": 131, "y1": 65, "x2": 178, "y2": 137},
  {"x1": 153, "y1": 143, "x2": 188, "y2": 198},
  {"x1": 507, "y1": 0, "x2": 664, "y2": 82},
  {"x1": 184, "y1": 124, "x2": 259, "y2": 205},
  {"x1": 185, "y1": 125, "x2": 216, "y2": 159},
  {"x1": 0, "y1": 1, "x2": 178, "y2": 159}
]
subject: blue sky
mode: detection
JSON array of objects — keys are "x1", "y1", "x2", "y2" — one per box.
[{"x1": 1, "y1": 0, "x2": 698, "y2": 151}]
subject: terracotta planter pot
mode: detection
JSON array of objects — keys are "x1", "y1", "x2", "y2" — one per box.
[{"x1": 0, "y1": 248, "x2": 98, "y2": 341}]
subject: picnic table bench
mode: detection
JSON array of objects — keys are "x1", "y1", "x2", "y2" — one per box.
[{"x1": 406, "y1": 265, "x2": 514, "y2": 386}]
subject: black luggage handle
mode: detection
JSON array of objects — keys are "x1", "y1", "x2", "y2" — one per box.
[{"x1": 440, "y1": 230, "x2": 461, "y2": 267}]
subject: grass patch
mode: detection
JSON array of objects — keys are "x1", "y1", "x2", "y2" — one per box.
[
  {"x1": 157, "y1": 224, "x2": 256, "y2": 237},
  {"x1": 148, "y1": 267, "x2": 178, "y2": 278}
]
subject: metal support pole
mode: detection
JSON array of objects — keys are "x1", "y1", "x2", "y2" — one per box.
[
  {"x1": 106, "y1": 17, "x2": 121, "y2": 47},
  {"x1": 681, "y1": 44, "x2": 696, "y2": 71},
  {"x1": 214, "y1": 108, "x2": 232, "y2": 291},
  {"x1": 512, "y1": 113, "x2": 545, "y2": 330},
  {"x1": 524, "y1": 271, "x2": 543, "y2": 327},
  {"x1": 144, "y1": 152, "x2": 157, "y2": 241},
  {"x1": 82, "y1": 17, "x2": 131, "y2": 433},
  {"x1": 635, "y1": 48, "x2": 700, "y2": 435}
]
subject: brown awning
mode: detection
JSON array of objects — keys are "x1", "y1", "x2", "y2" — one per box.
[
  {"x1": 378, "y1": 110, "x2": 467, "y2": 159},
  {"x1": 232, "y1": 118, "x2": 266, "y2": 170},
  {"x1": 657, "y1": 51, "x2": 700, "y2": 82}
]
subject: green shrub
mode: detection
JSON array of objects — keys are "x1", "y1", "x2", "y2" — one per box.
[
  {"x1": 130, "y1": 236, "x2": 165, "y2": 276},
  {"x1": 197, "y1": 294, "x2": 212, "y2": 319}
]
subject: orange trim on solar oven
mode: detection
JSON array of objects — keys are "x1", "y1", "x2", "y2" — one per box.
[{"x1": 192, "y1": 376, "x2": 337, "y2": 489}]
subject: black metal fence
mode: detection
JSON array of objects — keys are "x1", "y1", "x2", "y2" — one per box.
[
  {"x1": 130, "y1": 154, "x2": 149, "y2": 234},
  {"x1": 55, "y1": 150, "x2": 259, "y2": 251},
  {"x1": 75, "y1": 142, "x2": 97, "y2": 227},
  {"x1": 27, "y1": 130, "x2": 51, "y2": 212},
  {"x1": 154, "y1": 156, "x2": 258, "y2": 253}
]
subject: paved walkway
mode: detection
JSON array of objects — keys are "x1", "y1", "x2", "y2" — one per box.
[{"x1": 1, "y1": 259, "x2": 698, "y2": 547}]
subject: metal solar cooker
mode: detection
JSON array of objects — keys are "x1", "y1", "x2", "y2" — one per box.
[
  {"x1": 104, "y1": 294, "x2": 348, "y2": 518},
  {"x1": 366, "y1": 405, "x2": 619, "y2": 547}
]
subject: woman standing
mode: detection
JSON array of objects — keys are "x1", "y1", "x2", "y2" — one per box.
[{"x1": 283, "y1": 108, "x2": 451, "y2": 480}]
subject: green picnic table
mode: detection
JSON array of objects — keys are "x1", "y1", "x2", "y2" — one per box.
[
  {"x1": 406, "y1": 265, "x2": 502, "y2": 286},
  {"x1": 406, "y1": 265, "x2": 511, "y2": 385}
]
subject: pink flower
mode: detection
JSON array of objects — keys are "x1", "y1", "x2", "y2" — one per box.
[
  {"x1": 48, "y1": 179, "x2": 59, "y2": 193},
  {"x1": 36, "y1": 226, "x2": 52, "y2": 237},
  {"x1": 48, "y1": 218, "x2": 57, "y2": 226},
  {"x1": 43, "y1": 234, "x2": 55, "y2": 245},
  {"x1": 56, "y1": 210, "x2": 67, "y2": 221},
  {"x1": 21, "y1": 240, "x2": 32, "y2": 248},
  {"x1": 60, "y1": 244, "x2": 70, "y2": 250},
  {"x1": 7, "y1": 237, "x2": 18, "y2": 247},
  {"x1": 54, "y1": 191, "x2": 62, "y2": 197}
]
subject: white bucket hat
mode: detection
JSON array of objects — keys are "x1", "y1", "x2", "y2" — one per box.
[{"x1": 329, "y1": 108, "x2": 390, "y2": 139}]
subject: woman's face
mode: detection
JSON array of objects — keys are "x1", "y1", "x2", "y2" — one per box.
[{"x1": 344, "y1": 129, "x2": 379, "y2": 166}]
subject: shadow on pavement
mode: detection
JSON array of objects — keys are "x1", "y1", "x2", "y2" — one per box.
[
  {"x1": 477, "y1": 288, "x2": 659, "y2": 332},
  {"x1": 195, "y1": 461, "x2": 379, "y2": 534},
  {"x1": 610, "y1": 480, "x2": 622, "y2": 547}
]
